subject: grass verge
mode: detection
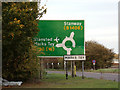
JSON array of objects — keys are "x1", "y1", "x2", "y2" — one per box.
[
  {"x1": 20, "y1": 73, "x2": 118, "y2": 88},
  {"x1": 85, "y1": 68, "x2": 119, "y2": 73}
]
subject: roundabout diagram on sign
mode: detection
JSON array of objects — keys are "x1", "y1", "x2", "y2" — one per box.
[{"x1": 56, "y1": 32, "x2": 76, "y2": 55}]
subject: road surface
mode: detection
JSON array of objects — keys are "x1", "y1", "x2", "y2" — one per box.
[{"x1": 47, "y1": 71, "x2": 119, "y2": 82}]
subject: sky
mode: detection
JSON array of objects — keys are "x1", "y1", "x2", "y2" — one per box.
[{"x1": 40, "y1": 0, "x2": 119, "y2": 54}]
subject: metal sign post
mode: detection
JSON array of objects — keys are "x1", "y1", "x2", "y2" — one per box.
[
  {"x1": 72, "y1": 61, "x2": 74, "y2": 77},
  {"x1": 47, "y1": 63, "x2": 49, "y2": 69},
  {"x1": 66, "y1": 61, "x2": 68, "y2": 80},
  {"x1": 74, "y1": 63, "x2": 77, "y2": 77},
  {"x1": 118, "y1": 1, "x2": 120, "y2": 69},
  {"x1": 64, "y1": 61, "x2": 66, "y2": 70},
  {"x1": 82, "y1": 61, "x2": 84, "y2": 79},
  {"x1": 52, "y1": 62, "x2": 54, "y2": 69},
  {"x1": 92, "y1": 60, "x2": 96, "y2": 70},
  {"x1": 93, "y1": 63, "x2": 95, "y2": 70},
  {"x1": 40, "y1": 58, "x2": 42, "y2": 79}
]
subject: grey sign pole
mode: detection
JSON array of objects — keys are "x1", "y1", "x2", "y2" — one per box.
[
  {"x1": 64, "y1": 61, "x2": 66, "y2": 70},
  {"x1": 72, "y1": 61, "x2": 74, "y2": 77},
  {"x1": 66, "y1": 60, "x2": 68, "y2": 79},
  {"x1": 93, "y1": 63, "x2": 95, "y2": 70},
  {"x1": 118, "y1": 1, "x2": 120, "y2": 69},
  {"x1": 94, "y1": 64, "x2": 95, "y2": 70},
  {"x1": 82, "y1": 61, "x2": 84, "y2": 79},
  {"x1": 40, "y1": 58, "x2": 42, "y2": 79},
  {"x1": 0, "y1": 2, "x2": 2, "y2": 90}
]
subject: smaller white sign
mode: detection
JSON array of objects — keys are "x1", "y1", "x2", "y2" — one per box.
[
  {"x1": 93, "y1": 63, "x2": 95, "y2": 65},
  {"x1": 64, "y1": 55, "x2": 86, "y2": 61}
]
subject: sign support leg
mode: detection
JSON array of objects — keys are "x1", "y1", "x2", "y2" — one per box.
[
  {"x1": 40, "y1": 58, "x2": 42, "y2": 79},
  {"x1": 66, "y1": 60, "x2": 68, "y2": 80},
  {"x1": 94, "y1": 65, "x2": 95, "y2": 70},
  {"x1": 72, "y1": 61, "x2": 74, "y2": 77},
  {"x1": 64, "y1": 61, "x2": 66, "y2": 70},
  {"x1": 47, "y1": 62, "x2": 49, "y2": 69},
  {"x1": 82, "y1": 61, "x2": 84, "y2": 79},
  {"x1": 74, "y1": 61, "x2": 76, "y2": 77}
]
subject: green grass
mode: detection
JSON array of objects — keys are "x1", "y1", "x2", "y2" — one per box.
[
  {"x1": 46, "y1": 69, "x2": 64, "y2": 71},
  {"x1": 46, "y1": 68, "x2": 120, "y2": 74},
  {"x1": 20, "y1": 73, "x2": 118, "y2": 88},
  {"x1": 46, "y1": 68, "x2": 120, "y2": 73},
  {"x1": 85, "y1": 68, "x2": 119, "y2": 73}
]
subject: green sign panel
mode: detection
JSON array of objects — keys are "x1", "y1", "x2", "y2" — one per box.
[{"x1": 34, "y1": 20, "x2": 84, "y2": 57}]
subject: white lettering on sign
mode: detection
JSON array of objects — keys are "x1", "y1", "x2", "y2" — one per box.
[
  {"x1": 34, "y1": 38, "x2": 53, "y2": 42},
  {"x1": 64, "y1": 55, "x2": 86, "y2": 61},
  {"x1": 34, "y1": 42, "x2": 47, "y2": 46},
  {"x1": 48, "y1": 42, "x2": 54, "y2": 46},
  {"x1": 34, "y1": 37, "x2": 60, "y2": 47},
  {"x1": 64, "y1": 22, "x2": 82, "y2": 26}
]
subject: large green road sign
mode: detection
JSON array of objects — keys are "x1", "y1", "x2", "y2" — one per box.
[{"x1": 34, "y1": 20, "x2": 85, "y2": 57}]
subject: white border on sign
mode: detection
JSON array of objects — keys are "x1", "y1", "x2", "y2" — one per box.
[{"x1": 37, "y1": 20, "x2": 85, "y2": 57}]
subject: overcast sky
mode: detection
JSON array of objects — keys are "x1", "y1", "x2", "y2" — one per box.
[{"x1": 40, "y1": 0, "x2": 119, "y2": 54}]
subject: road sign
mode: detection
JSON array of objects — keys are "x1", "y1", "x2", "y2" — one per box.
[
  {"x1": 34, "y1": 20, "x2": 84, "y2": 57},
  {"x1": 118, "y1": 1, "x2": 120, "y2": 61},
  {"x1": 93, "y1": 63, "x2": 95, "y2": 65},
  {"x1": 92, "y1": 60, "x2": 96, "y2": 63},
  {"x1": 64, "y1": 55, "x2": 86, "y2": 60}
]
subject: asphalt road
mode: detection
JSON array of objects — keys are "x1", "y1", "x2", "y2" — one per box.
[{"x1": 47, "y1": 71, "x2": 119, "y2": 82}]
